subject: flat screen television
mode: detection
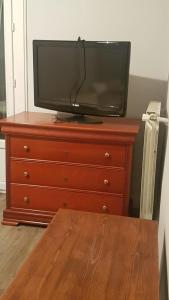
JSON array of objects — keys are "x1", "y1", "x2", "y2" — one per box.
[{"x1": 33, "y1": 39, "x2": 131, "y2": 122}]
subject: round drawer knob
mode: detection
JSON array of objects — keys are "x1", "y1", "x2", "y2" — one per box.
[
  {"x1": 104, "y1": 152, "x2": 110, "y2": 159},
  {"x1": 23, "y1": 171, "x2": 29, "y2": 177},
  {"x1": 102, "y1": 205, "x2": 108, "y2": 212},
  {"x1": 104, "y1": 179, "x2": 109, "y2": 185},
  {"x1": 23, "y1": 196, "x2": 29, "y2": 204},
  {"x1": 23, "y1": 145, "x2": 29, "y2": 152}
]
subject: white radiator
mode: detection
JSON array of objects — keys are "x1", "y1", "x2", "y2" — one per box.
[{"x1": 140, "y1": 101, "x2": 168, "y2": 219}]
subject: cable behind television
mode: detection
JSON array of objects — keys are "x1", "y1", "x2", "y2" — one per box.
[{"x1": 73, "y1": 38, "x2": 87, "y2": 106}]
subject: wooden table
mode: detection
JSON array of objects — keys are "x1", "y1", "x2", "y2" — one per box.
[{"x1": 0, "y1": 209, "x2": 159, "y2": 300}]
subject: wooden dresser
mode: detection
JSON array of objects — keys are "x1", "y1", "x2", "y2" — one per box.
[{"x1": 0, "y1": 112, "x2": 139, "y2": 226}]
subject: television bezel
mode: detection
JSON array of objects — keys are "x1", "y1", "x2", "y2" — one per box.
[{"x1": 33, "y1": 40, "x2": 131, "y2": 117}]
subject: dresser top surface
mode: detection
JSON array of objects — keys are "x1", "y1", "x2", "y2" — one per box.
[
  {"x1": 0, "y1": 112, "x2": 140, "y2": 135},
  {"x1": 1, "y1": 209, "x2": 159, "y2": 300}
]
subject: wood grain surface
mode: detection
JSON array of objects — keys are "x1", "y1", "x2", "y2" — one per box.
[
  {"x1": 0, "y1": 112, "x2": 139, "y2": 144},
  {"x1": 0, "y1": 112, "x2": 139, "y2": 225},
  {"x1": 0, "y1": 209, "x2": 159, "y2": 300},
  {"x1": 10, "y1": 183, "x2": 124, "y2": 215},
  {"x1": 10, "y1": 159, "x2": 125, "y2": 193},
  {"x1": 10, "y1": 136, "x2": 126, "y2": 167},
  {"x1": 0, "y1": 111, "x2": 139, "y2": 135}
]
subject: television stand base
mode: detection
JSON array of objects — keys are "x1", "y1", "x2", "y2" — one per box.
[{"x1": 54, "y1": 112, "x2": 103, "y2": 124}]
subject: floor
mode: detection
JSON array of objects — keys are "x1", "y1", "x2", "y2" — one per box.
[{"x1": 0, "y1": 193, "x2": 44, "y2": 296}]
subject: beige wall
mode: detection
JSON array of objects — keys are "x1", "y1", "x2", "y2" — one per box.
[
  {"x1": 158, "y1": 80, "x2": 169, "y2": 294},
  {"x1": 26, "y1": 0, "x2": 169, "y2": 112},
  {"x1": 25, "y1": 0, "x2": 169, "y2": 210}
]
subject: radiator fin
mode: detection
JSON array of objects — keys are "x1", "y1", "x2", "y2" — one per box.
[{"x1": 140, "y1": 101, "x2": 161, "y2": 219}]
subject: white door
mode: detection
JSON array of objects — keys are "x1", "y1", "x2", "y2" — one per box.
[
  {"x1": 0, "y1": 0, "x2": 9, "y2": 191},
  {"x1": 0, "y1": 0, "x2": 27, "y2": 191}
]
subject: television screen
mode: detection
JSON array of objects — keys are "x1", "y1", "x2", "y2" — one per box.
[{"x1": 33, "y1": 40, "x2": 131, "y2": 118}]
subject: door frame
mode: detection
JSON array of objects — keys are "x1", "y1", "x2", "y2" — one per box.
[
  {"x1": 3, "y1": 0, "x2": 28, "y2": 117},
  {"x1": 0, "y1": 0, "x2": 27, "y2": 191},
  {"x1": 3, "y1": 0, "x2": 15, "y2": 117}
]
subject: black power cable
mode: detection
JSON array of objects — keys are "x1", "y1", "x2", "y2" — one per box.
[
  {"x1": 73, "y1": 39, "x2": 86, "y2": 106},
  {"x1": 69, "y1": 37, "x2": 81, "y2": 105}
]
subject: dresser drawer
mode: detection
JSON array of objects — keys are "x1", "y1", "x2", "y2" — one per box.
[
  {"x1": 10, "y1": 184, "x2": 124, "y2": 215},
  {"x1": 10, "y1": 137, "x2": 126, "y2": 167},
  {"x1": 10, "y1": 160, "x2": 125, "y2": 194}
]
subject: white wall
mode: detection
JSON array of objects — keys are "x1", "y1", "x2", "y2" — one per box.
[
  {"x1": 26, "y1": 0, "x2": 169, "y2": 111},
  {"x1": 158, "y1": 86, "x2": 169, "y2": 287}
]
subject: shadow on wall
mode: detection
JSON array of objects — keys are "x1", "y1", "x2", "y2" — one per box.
[{"x1": 126, "y1": 75, "x2": 168, "y2": 216}]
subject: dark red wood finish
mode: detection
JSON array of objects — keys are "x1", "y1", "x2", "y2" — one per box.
[
  {"x1": 0, "y1": 112, "x2": 139, "y2": 225},
  {"x1": 10, "y1": 136, "x2": 126, "y2": 167},
  {"x1": 10, "y1": 184, "x2": 123, "y2": 214},
  {"x1": 10, "y1": 159, "x2": 125, "y2": 194},
  {"x1": 0, "y1": 209, "x2": 159, "y2": 300}
]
